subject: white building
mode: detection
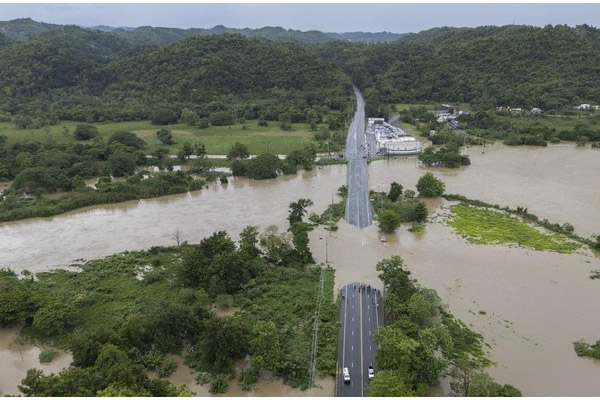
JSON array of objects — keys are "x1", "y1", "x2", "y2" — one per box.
[
  {"x1": 367, "y1": 118, "x2": 422, "y2": 155},
  {"x1": 531, "y1": 107, "x2": 542, "y2": 115}
]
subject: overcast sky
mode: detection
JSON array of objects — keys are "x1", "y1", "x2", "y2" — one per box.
[{"x1": 1, "y1": 3, "x2": 600, "y2": 33}]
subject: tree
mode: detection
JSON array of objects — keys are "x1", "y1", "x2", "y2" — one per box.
[
  {"x1": 181, "y1": 142, "x2": 194, "y2": 159},
  {"x1": 209, "y1": 111, "x2": 235, "y2": 126},
  {"x1": 416, "y1": 172, "x2": 445, "y2": 197},
  {"x1": 107, "y1": 132, "x2": 146, "y2": 149},
  {"x1": 449, "y1": 359, "x2": 478, "y2": 397},
  {"x1": 108, "y1": 151, "x2": 137, "y2": 177},
  {"x1": 0, "y1": 272, "x2": 35, "y2": 323},
  {"x1": 227, "y1": 142, "x2": 250, "y2": 160},
  {"x1": 388, "y1": 181, "x2": 403, "y2": 202},
  {"x1": 288, "y1": 198, "x2": 314, "y2": 225},
  {"x1": 279, "y1": 113, "x2": 292, "y2": 131},
  {"x1": 13, "y1": 166, "x2": 70, "y2": 193},
  {"x1": 239, "y1": 226, "x2": 261, "y2": 260},
  {"x1": 230, "y1": 160, "x2": 247, "y2": 176},
  {"x1": 289, "y1": 222, "x2": 314, "y2": 264},
  {"x1": 172, "y1": 228, "x2": 185, "y2": 248},
  {"x1": 14, "y1": 115, "x2": 34, "y2": 130},
  {"x1": 151, "y1": 108, "x2": 179, "y2": 125},
  {"x1": 414, "y1": 202, "x2": 428, "y2": 223},
  {"x1": 32, "y1": 301, "x2": 75, "y2": 338},
  {"x1": 178, "y1": 231, "x2": 236, "y2": 287},
  {"x1": 378, "y1": 209, "x2": 401, "y2": 233},
  {"x1": 73, "y1": 125, "x2": 98, "y2": 140},
  {"x1": 180, "y1": 108, "x2": 199, "y2": 126},
  {"x1": 156, "y1": 128, "x2": 175, "y2": 145},
  {"x1": 194, "y1": 316, "x2": 248, "y2": 373},
  {"x1": 189, "y1": 156, "x2": 212, "y2": 174},
  {"x1": 314, "y1": 126, "x2": 330, "y2": 141},
  {"x1": 368, "y1": 370, "x2": 416, "y2": 397},
  {"x1": 246, "y1": 154, "x2": 281, "y2": 180}
]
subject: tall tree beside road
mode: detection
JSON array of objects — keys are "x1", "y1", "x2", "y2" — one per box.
[
  {"x1": 227, "y1": 142, "x2": 250, "y2": 160},
  {"x1": 378, "y1": 209, "x2": 401, "y2": 233},
  {"x1": 368, "y1": 370, "x2": 416, "y2": 397}
]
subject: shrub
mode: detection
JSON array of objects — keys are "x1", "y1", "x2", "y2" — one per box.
[
  {"x1": 38, "y1": 348, "x2": 57, "y2": 363},
  {"x1": 107, "y1": 132, "x2": 146, "y2": 149},
  {"x1": 151, "y1": 108, "x2": 179, "y2": 125},
  {"x1": 246, "y1": 154, "x2": 281, "y2": 180},
  {"x1": 209, "y1": 375, "x2": 229, "y2": 394},
  {"x1": 209, "y1": 111, "x2": 235, "y2": 126},
  {"x1": 73, "y1": 125, "x2": 98, "y2": 140}
]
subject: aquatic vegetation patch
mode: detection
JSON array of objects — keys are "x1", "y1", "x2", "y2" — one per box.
[{"x1": 447, "y1": 205, "x2": 581, "y2": 253}]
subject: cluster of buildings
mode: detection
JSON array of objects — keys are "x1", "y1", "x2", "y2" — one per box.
[
  {"x1": 495, "y1": 106, "x2": 542, "y2": 114},
  {"x1": 575, "y1": 104, "x2": 600, "y2": 110},
  {"x1": 367, "y1": 118, "x2": 422, "y2": 155}
]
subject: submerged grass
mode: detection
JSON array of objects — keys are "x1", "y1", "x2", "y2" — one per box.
[{"x1": 447, "y1": 204, "x2": 581, "y2": 253}]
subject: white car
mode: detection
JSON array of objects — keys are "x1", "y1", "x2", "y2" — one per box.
[
  {"x1": 368, "y1": 365, "x2": 375, "y2": 379},
  {"x1": 343, "y1": 367, "x2": 351, "y2": 384}
]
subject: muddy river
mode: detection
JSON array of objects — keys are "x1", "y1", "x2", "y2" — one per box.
[{"x1": 0, "y1": 143, "x2": 599, "y2": 396}]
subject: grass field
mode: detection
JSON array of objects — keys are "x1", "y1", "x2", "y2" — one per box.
[
  {"x1": 0, "y1": 119, "x2": 314, "y2": 155},
  {"x1": 447, "y1": 204, "x2": 581, "y2": 254}
]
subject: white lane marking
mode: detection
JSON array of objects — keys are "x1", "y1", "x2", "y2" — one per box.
[
  {"x1": 351, "y1": 362, "x2": 354, "y2": 368},
  {"x1": 342, "y1": 286, "x2": 348, "y2": 367},
  {"x1": 369, "y1": 331, "x2": 371, "y2": 336},
  {"x1": 368, "y1": 317, "x2": 370, "y2": 322},
  {"x1": 370, "y1": 345, "x2": 372, "y2": 351},
  {"x1": 352, "y1": 317, "x2": 354, "y2": 322},
  {"x1": 352, "y1": 345, "x2": 354, "y2": 351},
  {"x1": 352, "y1": 330, "x2": 354, "y2": 336}
]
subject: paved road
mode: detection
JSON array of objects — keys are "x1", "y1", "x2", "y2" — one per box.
[
  {"x1": 338, "y1": 282, "x2": 383, "y2": 396},
  {"x1": 344, "y1": 87, "x2": 373, "y2": 228}
]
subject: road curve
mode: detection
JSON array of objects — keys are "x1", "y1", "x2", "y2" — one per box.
[{"x1": 344, "y1": 87, "x2": 372, "y2": 229}]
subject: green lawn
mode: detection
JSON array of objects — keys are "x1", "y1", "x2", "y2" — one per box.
[
  {"x1": 0, "y1": 119, "x2": 314, "y2": 155},
  {"x1": 447, "y1": 204, "x2": 581, "y2": 254}
]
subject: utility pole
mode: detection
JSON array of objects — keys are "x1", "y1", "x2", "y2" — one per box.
[{"x1": 325, "y1": 235, "x2": 329, "y2": 264}]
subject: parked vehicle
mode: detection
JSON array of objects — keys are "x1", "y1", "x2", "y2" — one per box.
[{"x1": 368, "y1": 365, "x2": 375, "y2": 379}]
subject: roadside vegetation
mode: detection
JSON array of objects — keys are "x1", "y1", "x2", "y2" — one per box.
[
  {"x1": 0, "y1": 200, "x2": 336, "y2": 395},
  {"x1": 370, "y1": 181, "x2": 428, "y2": 234},
  {"x1": 309, "y1": 185, "x2": 347, "y2": 231},
  {"x1": 448, "y1": 204, "x2": 581, "y2": 254},
  {"x1": 368, "y1": 256, "x2": 521, "y2": 397}
]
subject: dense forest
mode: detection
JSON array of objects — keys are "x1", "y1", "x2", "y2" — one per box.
[
  {"x1": 0, "y1": 25, "x2": 354, "y2": 124},
  {"x1": 317, "y1": 24, "x2": 600, "y2": 116},
  {"x1": 3, "y1": 19, "x2": 600, "y2": 125}
]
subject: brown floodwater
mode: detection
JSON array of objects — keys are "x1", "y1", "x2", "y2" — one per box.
[
  {"x1": 0, "y1": 143, "x2": 599, "y2": 396},
  {"x1": 0, "y1": 325, "x2": 72, "y2": 396}
]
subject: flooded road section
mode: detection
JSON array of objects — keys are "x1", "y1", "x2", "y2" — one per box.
[
  {"x1": 0, "y1": 143, "x2": 599, "y2": 396},
  {"x1": 310, "y1": 209, "x2": 600, "y2": 396}
]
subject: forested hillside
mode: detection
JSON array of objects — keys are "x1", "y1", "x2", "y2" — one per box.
[
  {"x1": 0, "y1": 18, "x2": 57, "y2": 41},
  {"x1": 0, "y1": 27, "x2": 353, "y2": 123},
  {"x1": 2, "y1": 20, "x2": 600, "y2": 125},
  {"x1": 318, "y1": 24, "x2": 600, "y2": 116}
]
